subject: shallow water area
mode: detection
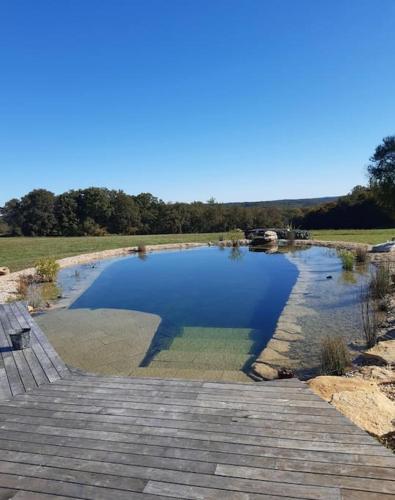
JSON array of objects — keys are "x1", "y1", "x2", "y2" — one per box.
[{"x1": 36, "y1": 245, "x2": 370, "y2": 380}]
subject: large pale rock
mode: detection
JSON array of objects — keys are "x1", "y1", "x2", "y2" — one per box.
[
  {"x1": 308, "y1": 376, "x2": 376, "y2": 402},
  {"x1": 308, "y1": 374, "x2": 395, "y2": 437},
  {"x1": 332, "y1": 389, "x2": 395, "y2": 436},
  {"x1": 263, "y1": 230, "x2": 278, "y2": 243},
  {"x1": 252, "y1": 362, "x2": 278, "y2": 380},
  {"x1": 0, "y1": 267, "x2": 10, "y2": 276},
  {"x1": 362, "y1": 340, "x2": 395, "y2": 366},
  {"x1": 353, "y1": 366, "x2": 395, "y2": 383}
]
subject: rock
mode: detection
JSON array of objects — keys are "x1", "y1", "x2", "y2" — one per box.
[
  {"x1": 332, "y1": 389, "x2": 395, "y2": 436},
  {"x1": 251, "y1": 362, "x2": 278, "y2": 380},
  {"x1": 266, "y1": 338, "x2": 290, "y2": 353},
  {"x1": 0, "y1": 267, "x2": 10, "y2": 276},
  {"x1": 352, "y1": 366, "x2": 395, "y2": 383},
  {"x1": 263, "y1": 230, "x2": 278, "y2": 243},
  {"x1": 308, "y1": 374, "x2": 395, "y2": 438},
  {"x1": 371, "y1": 241, "x2": 395, "y2": 253},
  {"x1": 361, "y1": 340, "x2": 395, "y2": 366},
  {"x1": 27, "y1": 305, "x2": 34, "y2": 313},
  {"x1": 308, "y1": 375, "x2": 376, "y2": 402}
]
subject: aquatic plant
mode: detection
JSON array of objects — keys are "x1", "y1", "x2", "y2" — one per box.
[
  {"x1": 355, "y1": 246, "x2": 368, "y2": 263},
  {"x1": 360, "y1": 288, "x2": 378, "y2": 348},
  {"x1": 26, "y1": 283, "x2": 44, "y2": 309},
  {"x1": 338, "y1": 250, "x2": 355, "y2": 271},
  {"x1": 319, "y1": 335, "x2": 351, "y2": 376},
  {"x1": 35, "y1": 257, "x2": 60, "y2": 282},
  {"x1": 369, "y1": 263, "x2": 391, "y2": 300}
]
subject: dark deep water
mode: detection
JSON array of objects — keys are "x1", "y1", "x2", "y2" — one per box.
[{"x1": 69, "y1": 246, "x2": 299, "y2": 371}]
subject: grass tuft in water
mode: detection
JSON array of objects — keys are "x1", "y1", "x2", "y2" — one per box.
[
  {"x1": 369, "y1": 263, "x2": 391, "y2": 300},
  {"x1": 319, "y1": 335, "x2": 351, "y2": 376},
  {"x1": 360, "y1": 288, "x2": 379, "y2": 348},
  {"x1": 338, "y1": 250, "x2": 355, "y2": 271}
]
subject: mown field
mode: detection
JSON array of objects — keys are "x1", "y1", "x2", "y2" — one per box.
[
  {"x1": 0, "y1": 233, "x2": 226, "y2": 272},
  {"x1": 311, "y1": 229, "x2": 395, "y2": 245},
  {"x1": 0, "y1": 228, "x2": 394, "y2": 272}
]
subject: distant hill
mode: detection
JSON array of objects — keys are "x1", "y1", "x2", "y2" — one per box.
[{"x1": 224, "y1": 196, "x2": 340, "y2": 209}]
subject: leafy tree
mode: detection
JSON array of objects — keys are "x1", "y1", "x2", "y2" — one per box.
[
  {"x1": 368, "y1": 135, "x2": 395, "y2": 210},
  {"x1": 54, "y1": 192, "x2": 80, "y2": 235},
  {"x1": 20, "y1": 189, "x2": 57, "y2": 236},
  {"x1": 1, "y1": 198, "x2": 23, "y2": 235},
  {"x1": 109, "y1": 191, "x2": 140, "y2": 234}
]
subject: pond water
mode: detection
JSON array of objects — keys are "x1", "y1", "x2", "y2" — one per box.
[
  {"x1": 44, "y1": 245, "x2": 369, "y2": 379},
  {"x1": 67, "y1": 246, "x2": 298, "y2": 372}
]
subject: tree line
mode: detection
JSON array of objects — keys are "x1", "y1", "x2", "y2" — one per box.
[
  {"x1": 1, "y1": 136, "x2": 394, "y2": 236},
  {"x1": 0, "y1": 189, "x2": 294, "y2": 236}
]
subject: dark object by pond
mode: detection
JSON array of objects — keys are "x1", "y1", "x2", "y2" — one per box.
[
  {"x1": 9, "y1": 327, "x2": 31, "y2": 350},
  {"x1": 326, "y1": 275, "x2": 333, "y2": 279},
  {"x1": 278, "y1": 367, "x2": 294, "y2": 379},
  {"x1": 246, "y1": 227, "x2": 311, "y2": 242}
]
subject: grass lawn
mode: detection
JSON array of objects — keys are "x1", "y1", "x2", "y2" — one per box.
[
  {"x1": 312, "y1": 228, "x2": 395, "y2": 245},
  {"x1": 0, "y1": 233, "x2": 227, "y2": 272},
  {"x1": 1, "y1": 229, "x2": 394, "y2": 273}
]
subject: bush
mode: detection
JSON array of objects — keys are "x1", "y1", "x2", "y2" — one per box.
[
  {"x1": 355, "y1": 246, "x2": 368, "y2": 263},
  {"x1": 319, "y1": 335, "x2": 351, "y2": 375},
  {"x1": 338, "y1": 250, "x2": 355, "y2": 271},
  {"x1": 370, "y1": 263, "x2": 391, "y2": 300},
  {"x1": 35, "y1": 257, "x2": 60, "y2": 282},
  {"x1": 137, "y1": 244, "x2": 146, "y2": 253},
  {"x1": 360, "y1": 289, "x2": 378, "y2": 348}
]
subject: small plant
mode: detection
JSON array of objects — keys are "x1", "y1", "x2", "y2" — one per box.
[
  {"x1": 26, "y1": 283, "x2": 43, "y2": 309},
  {"x1": 338, "y1": 250, "x2": 355, "y2": 271},
  {"x1": 360, "y1": 288, "x2": 378, "y2": 348},
  {"x1": 355, "y1": 246, "x2": 368, "y2": 263},
  {"x1": 370, "y1": 263, "x2": 391, "y2": 300},
  {"x1": 228, "y1": 229, "x2": 244, "y2": 247},
  {"x1": 319, "y1": 335, "x2": 351, "y2": 375},
  {"x1": 137, "y1": 244, "x2": 147, "y2": 253},
  {"x1": 16, "y1": 274, "x2": 35, "y2": 298},
  {"x1": 35, "y1": 257, "x2": 60, "y2": 282}
]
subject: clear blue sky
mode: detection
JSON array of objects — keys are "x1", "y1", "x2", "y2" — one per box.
[{"x1": 1, "y1": 0, "x2": 394, "y2": 206}]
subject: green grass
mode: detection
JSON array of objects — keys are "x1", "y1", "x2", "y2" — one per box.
[
  {"x1": 0, "y1": 233, "x2": 226, "y2": 272},
  {"x1": 1, "y1": 228, "x2": 395, "y2": 273},
  {"x1": 312, "y1": 229, "x2": 395, "y2": 245}
]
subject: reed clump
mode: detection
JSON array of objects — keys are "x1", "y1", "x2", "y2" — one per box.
[
  {"x1": 370, "y1": 263, "x2": 391, "y2": 300},
  {"x1": 355, "y1": 246, "x2": 368, "y2": 263},
  {"x1": 338, "y1": 250, "x2": 355, "y2": 271},
  {"x1": 360, "y1": 288, "x2": 379, "y2": 348},
  {"x1": 319, "y1": 335, "x2": 351, "y2": 376}
]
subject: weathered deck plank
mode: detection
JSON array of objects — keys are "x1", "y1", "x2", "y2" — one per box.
[{"x1": 0, "y1": 302, "x2": 393, "y2": 499}]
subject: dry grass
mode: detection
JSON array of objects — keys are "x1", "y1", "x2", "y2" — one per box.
[{"x1": 319, "y1": 335, "x2": 351, "y2": 376}]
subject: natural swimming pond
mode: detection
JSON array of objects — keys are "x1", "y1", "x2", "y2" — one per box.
[{"x1": 37, "y1": 245, "x2": 370, "y2": 380}]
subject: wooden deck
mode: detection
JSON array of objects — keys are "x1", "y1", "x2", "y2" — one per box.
[{"x1": 0, "y1": 303, "x2": 394, "y2": 499}]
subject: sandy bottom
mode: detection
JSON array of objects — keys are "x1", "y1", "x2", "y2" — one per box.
[
  {"x1": 36, "y1": 308, "x2": 161, "y2": 376},
  {"x1": 36, "y1": 308, "x2": 251, "y2": 382}
]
